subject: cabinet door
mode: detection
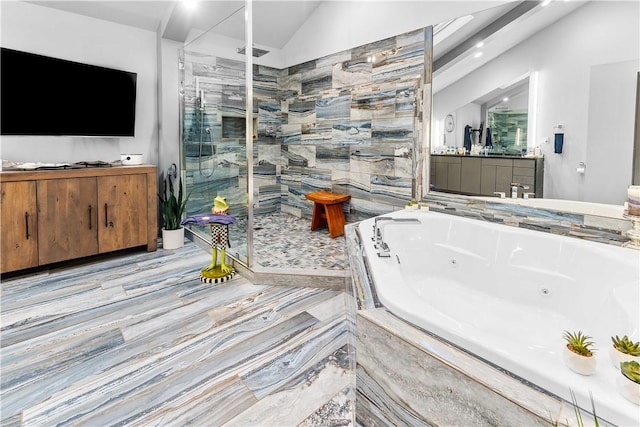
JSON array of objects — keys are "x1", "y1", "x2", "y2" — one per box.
[
  {"x1": 1, "y1": 181, "x2": 38, "y2": 273},
  {"x1": 446, "y1": 160, "x2": 461, "y2": 192},
  {"x1": 460, "y1": 157, "x2": 482, "y2": 194},
  {"x1": 37, "y1": 177, "x2": 98, "y2": 265},
  {"x1": 434, "y1": 160, "x2": 448, "y2": 191},
  {"x1": 98, "y1": 174, "x2": 148, "y2": 253}
]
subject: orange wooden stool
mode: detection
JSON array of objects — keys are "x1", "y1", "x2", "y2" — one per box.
[{"x1": 305, "y1": 190, "x2": 351, "y2": 238}]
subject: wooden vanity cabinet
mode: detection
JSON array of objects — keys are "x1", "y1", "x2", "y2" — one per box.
[
  {"x1": 0, "y1": 181, "x2": 39, "y2": 272},
  {"x1": 1, "y1": 166, "x2": 157, "y2": 274}
]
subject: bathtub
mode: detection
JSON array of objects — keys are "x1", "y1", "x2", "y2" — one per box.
[{"x1": 358, "y1": 210, "x2": 640, "y2": 426}]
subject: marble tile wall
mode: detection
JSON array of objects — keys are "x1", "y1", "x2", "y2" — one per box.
[
  {"x1": 181, "y1": 27, "x2": 427, "y2": 229},
  {"x1": 274, "y1": 29, "x2": 426, "y2": 222}
]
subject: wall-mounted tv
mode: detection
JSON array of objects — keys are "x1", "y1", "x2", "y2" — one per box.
[{"x1": 1, "y1": 48, "x2": 137, "y2": 137}]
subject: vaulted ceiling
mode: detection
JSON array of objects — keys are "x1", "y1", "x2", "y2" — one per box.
[{"x1": 24, "y1": 1, "x2": 587, "y2": 93}]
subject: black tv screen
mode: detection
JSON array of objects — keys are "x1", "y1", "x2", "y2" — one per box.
[{"x1": 1, "y1": 48, "x2": 137, "y2": 137}]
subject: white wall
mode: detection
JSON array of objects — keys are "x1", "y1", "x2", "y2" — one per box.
[
  {"x1": 281, "y1": 1, "x2": 505, "y2": 67},
  {"x1": 433, "y1": 1, "x2": 639, "y2": 202},
  {"x1": 0, "y1": 2, "x2": 158, "y2": 165}
]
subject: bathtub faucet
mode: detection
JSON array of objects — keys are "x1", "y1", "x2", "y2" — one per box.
[
  {"x1": 373, "y1": 217, "x2": 421, "y2": 257},
  {"x1": 510, "y1": 183, "x2": 529, "y2": 199}
]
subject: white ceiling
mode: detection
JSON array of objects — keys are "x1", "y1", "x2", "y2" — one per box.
[
  {"x1": 26, "y1": 0, "x2": 323, "y2": 48},
  {"x1": 23, "y1": 0, "x2": 588, "y2": 93}
]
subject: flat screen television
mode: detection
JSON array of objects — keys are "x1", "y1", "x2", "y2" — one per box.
[{"x1": 1, "y1": 47, "x2": 137, "y2": 137}]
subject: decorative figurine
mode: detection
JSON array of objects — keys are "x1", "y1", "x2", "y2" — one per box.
[
  {"x1": 202, "y1": 196, "x2": 234, "y2": 277},
  {"x1": 180, "y1": 195, "x2": 237, "y2": 283}
]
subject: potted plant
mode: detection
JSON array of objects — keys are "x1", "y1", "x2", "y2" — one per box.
[
  {"x1": 618, "y1": 361, "x2": 640, "y2": 405},
  {"x1": 158, "y1": 172, "x2": 190, "y2": 250},
  {"x1": 610, "y1": 335, "x2": 640, "y2": 368},
  {"x1": 405, "y1": 199, "x2": 419, "y2": 210},
  {"x1": 563, "y1": 330, "x2": 597, "y2": 375}
]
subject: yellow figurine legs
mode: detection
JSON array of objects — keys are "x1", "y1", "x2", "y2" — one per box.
[
  {"x1": 219, "y1": 249, "x2": 233, "y2": 275},
  {"x1": 200, "y1": 224, "x2": 235, "y2": 282}
]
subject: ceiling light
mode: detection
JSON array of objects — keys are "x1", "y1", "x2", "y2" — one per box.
[
  {"x1": 541, "y1": 0, "x2": 552, "y2": 6},
  {"x1": 476, "y1": 42, "x2": 484, "y2": 49},
  {"x1": 503, "y1": 97, "x2": 509, "y2": 102},
  {"x1": 182, "y1": 0, "x2": 198, "y2": 10},
  {"x1": 474, "y1": 52, "x2": 483, "y2": 59}
]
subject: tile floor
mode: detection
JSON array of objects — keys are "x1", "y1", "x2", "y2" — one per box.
[{"x1": 1, "y1": 242, "x2": 355, "y2": 426}]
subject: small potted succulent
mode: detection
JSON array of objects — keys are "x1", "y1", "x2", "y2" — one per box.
[
  {"x1": 405, "y1": 199, "x2": 419, "y2": 210},
  {"x1": 563, "y1": 330, "x2": 596, "y2": 375},
  {"x1": 610, "y1": 335, "x2": 640, "y2": 368},
  {"x1": 618, "y1": 361, "x2": 640, "y2": 405}
]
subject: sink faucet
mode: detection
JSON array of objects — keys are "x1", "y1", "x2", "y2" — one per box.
[
  {"x1": 372, "y1": 217, "x2": 421, "y2": 257},
  {"x1": 510, "y1": 183, "x2": 530, "y2": 199}
]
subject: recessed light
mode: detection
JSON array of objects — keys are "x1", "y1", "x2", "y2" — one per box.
[
  {"x1": 476, "y1": 42, "x2": 484, "y2": 48},
  {"x1": 503, "y1": 97, "x2": 509, "y2": 102},
  {"x1": 541, "y1": 0, "x2": 552, "y2": 6},
  {"x1": 183, "y1": 0, "x2": 198, "y2": 10},
  {"x1": 474, "y1": 52, "x2": 483, "y2": 59}
]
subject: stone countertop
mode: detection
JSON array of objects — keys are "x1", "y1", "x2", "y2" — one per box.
[{"x1": 430, "y1": 153, "x2": 543, "y2": 160}]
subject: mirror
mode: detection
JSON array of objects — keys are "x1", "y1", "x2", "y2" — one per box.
[{"x1": 428, "y1": 1, "x2": 640, "y2": 208}]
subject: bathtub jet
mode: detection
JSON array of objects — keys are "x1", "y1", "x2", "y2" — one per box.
[{"x1": 372, "y1": 217, "x2": 421, "y2": 257}]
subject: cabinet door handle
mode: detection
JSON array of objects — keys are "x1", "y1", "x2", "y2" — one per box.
[
  {"x1": 104, "y1": 203, "x2": 108, "y2": 228},
  {"x1": 88, "y1": 205, "x2": 93, "y2": 230},
  {"x1": 25, "y1": 211, "x2": 30, "y2": 239}
]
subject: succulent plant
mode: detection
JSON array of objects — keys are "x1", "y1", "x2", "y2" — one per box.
[
  {"x1": 611, "y1": 335, "x2": 640, "y2": 356},
  {"x1": 621, "y1": 361, "x2": 640, "y2": 384},
  {"x1": 563, "y1": 330, "x2": 595, "y2": 357}
]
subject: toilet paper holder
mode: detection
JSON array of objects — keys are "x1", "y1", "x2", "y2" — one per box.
[{"x1": 577, "y1": 161, "x2": 586, "y2": 174}]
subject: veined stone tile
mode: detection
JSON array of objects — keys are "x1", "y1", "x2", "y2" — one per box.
[
  {"x1": 397, "y1": 28, "x2": 426, "y2": 46},
  {"x1": 239, "y1": 320, "x2": 349, "y2": 399},
  {"x1": 373, "y1": 62, "x2": 424, "y2": 83},
  {"x1": 332, "y1": 170, "x2": 372, "y2": 194},
  {"x1": 372, "y1": 41, "x2": 424, "y2": 70},
  {"x1": 395, "y1": 151, "x2": 414, "y2": 179},
  {"x1": 224, "y1": 361, "x2": 352, "y2": 426},
  {"x1": 332, "y1": 59, "x2": 372, "y2": 88},
  {"x1": 316, "y1": 50, "x2": 351, "y2": 69},
  {"x1": 351, "y1": 36, "x2": 398, "y2": 62},
  {"x1": 22, "y1": 311, "x2": 321, "y2": 426},
  {"x1": 370, "y1": 175, "x2": 412, "y2": 201},
  {"x1": 282, "y1": 123, "x2": 302, "y2": 144},
  {"x1": 288, "y1": 100, "x2": 317, "y2": 124},
  {"x1": 349, "y1": 198, "x2": 397, "y2": 219},
  {"x1": 372, "y1": 117, "x2": 414, "y2": 144},
  {"x1": 301, "y1": 122, "x2": 333, "y2": 144},
  {"x1": 316, "y1": 146, "x2": 351, "y2": 172},
  {"x1": 289, "y1": 59, "x2": 317, "y2": 76},
  {"x1": 317, "y1": 95, "x2": 352, "y2": 121},
  {"x1": 332, "y1": 120, "x2": 372, "y2": 145},
  {"x1": 350, "y1": 147, "x2": 395, "y2": 176},
  {"x1": 138, "y1": 375, "x2": 259, "y2": 426},
  {"x1": 279, "y1": 73, "x2": 302, "y2": 100},
  {"x1": 257, "y1": 144, "x2": 283, "y2": 165},
  {"x1": 302, "y1": 66, "x2": 332, "y2": 95},
  {"x1": 281, "y1": 203, "x2": 302, "y2": 218},
  {"x1": 253, "y1": 73, "x2": 279, "y2": 99},
  {"x1": 301, "y1": 169, "x2": 333, "y2": 190},
  {"x1": 286, "y1": 145, "x2": 317, "y2": 168}
]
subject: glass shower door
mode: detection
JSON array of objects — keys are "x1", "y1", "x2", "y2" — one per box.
[{"x1": 179, "y1": 34, "x2": 249, "y2": 265}]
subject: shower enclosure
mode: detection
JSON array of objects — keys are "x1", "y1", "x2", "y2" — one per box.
[{"x1": 179, "y1": 5, "x2": 251, "y2": 265}]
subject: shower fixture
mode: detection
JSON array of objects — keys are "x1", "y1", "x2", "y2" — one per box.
[{"x1": 237, "y1": 46, "x2": 270, "y2": 57}]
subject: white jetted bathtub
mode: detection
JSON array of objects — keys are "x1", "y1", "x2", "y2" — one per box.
[{"x1": 359, "y1": 209, "x2": 640, "y2": 426}]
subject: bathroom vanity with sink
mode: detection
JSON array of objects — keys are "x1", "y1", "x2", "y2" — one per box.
[{"x1": 430, "y1": 154, "x2": 544, "y2": 198}]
